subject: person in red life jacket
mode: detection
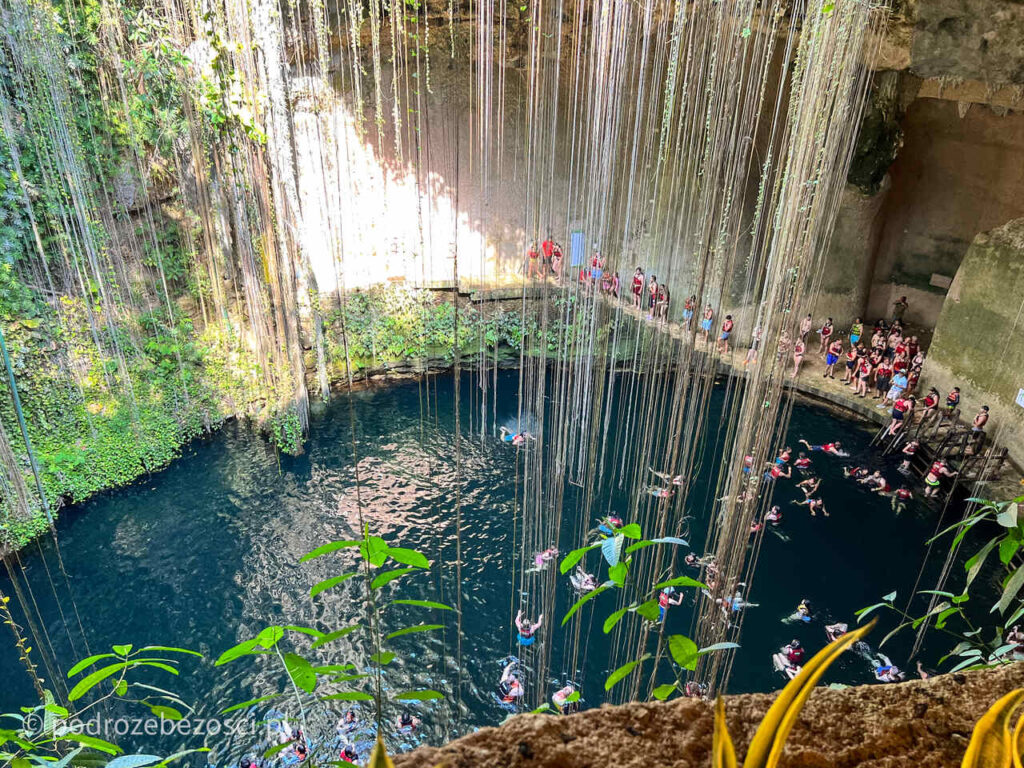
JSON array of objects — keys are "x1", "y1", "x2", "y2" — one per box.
[
  {"x1": 541, "y1": 237, "x2": 560, "y2": 278},
  {"x1": 873, "y1": 359, "x2": 892, "y2": 400},
  {"x1": 785, "y1": 640, "x2": 805, "y2": 665},
  {"x1": 798, "y1": 438, "x2": 848, "y2": 457},
  {"x1": 796, "y1": 475, "x2": 820, "y2": 498},
  {"x1": 590, "y1": 250, "x2": 604, "y2": 287},
  {"x1": 655, "y1": 283, "x2": 671, "y2": 322},
  {"x1": 892, "y1": 485, "x2": 913, "y2": 515},
  {"x1": 892, "y1": 354, "x2": 908, "y2": 375},
  {"x1": 658, "y1": 587, "x2": 684, "y2": 622},
  {"x1": 919, "y1": 388, "x2": 939, "y2": 421},
  {"x1": 526, "y1": 241, "x2": 543, "y2": 279},
  {"x1": 945, "y1": 386, "x2": 961, "y2": 414},
  {"x1": 794, "y1": 452, "x2": 812, "y2": 470},
  {"x1": 843, "y1": 465, "x2": 870, "y2": 480},
  {"x1": 630, "y1": 267, "x2": 645, "y2": 309},
  {"x1": 792, "y1": 337, "x2": 805, "y2": 378},
  {"x1": 794, "y1": 495, "x2": 828, "y2": 516},
  {"x1": 765, "y1": 462, "x2": 792, "y2": 481},
  {"x1": 842, "y1": 345, "x2": 858, "y2": 384},
  {"x1": 682, "y1": 295, "x2": 697, "y2": 327},
  {"x1": 646, "y1": 275, "x2": 659, "y2": 319},
  {"x1": 823, "y1": 338, "x2": 844, "y2": 379},
  {"x1": 899, "y1": 440, "x2": 919, "y2": 473},
  {"x1": 498, "y1": 660, "x2": 524, "y2": 704},
  {"x1": 765, "y1": 505, "x2": 782, "y2": 524},
  {"x1": 887, "y1": 394, "x2": 914, "y2": 436},
  {"x1": 855, "y1": 356, "x2": 872, "y2": 398},
  {"x1": 924, "y1": 459, "x2": 957, "y2": 497},
  {"x1": 717, "y1": 314, "x2": 735, "y2": 354},
  {"x1": 817, "y1": 318, "x2": 834, "y2": 355}
]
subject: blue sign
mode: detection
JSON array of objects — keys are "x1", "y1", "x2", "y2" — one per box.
[{"x1": 570, "y1": 230, "x2": 586, "y2": 267}]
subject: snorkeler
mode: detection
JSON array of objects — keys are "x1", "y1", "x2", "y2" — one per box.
[
  {"x1": 658, "y1": 586, "x2": 684, "y2": 622},
  {"x1": 499, "y1": 426, "x2": 535, "y2": 446},
  {"x1": 516, "y1": 610, "x2": 543, "y2": 645},
  {"x1": 649, "y1": 467, "x2": 686, "y2": 486},
  {"x1": 798, "y1": 438, "x2": 848, "y2": 457},
  {"x1": 498, "y1": 659, "x2": 525, "y2": 702},
  {"x1": 552, "y1": 684, "x2": 577, "y2": 715},
  {"x1": 397, "y1": 710, "x2": 420, "y2": 731}
]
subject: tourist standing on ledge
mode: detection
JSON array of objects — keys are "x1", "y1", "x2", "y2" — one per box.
[
  {"x1": 717, "y1": 315, "x2": 734, "y2": 354},
  {"x1": 631, "y1": 267, "x2": 645, "y2": 309},
  {"x1": 526, "y1": 241, "x2": 543, "y2": 279},
  {"x1": 892, "y1": 295, "x2": 909, "y2": 323},
  {"x1": 817, "y1": 317, "x2": 833, "y2": 355}
]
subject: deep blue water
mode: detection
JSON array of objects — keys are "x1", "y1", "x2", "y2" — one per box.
[{"x1": 0, "y1": 370, "x2": 957, "y2": 762}]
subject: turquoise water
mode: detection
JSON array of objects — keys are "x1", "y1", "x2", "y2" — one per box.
[{"x1": 0, "y1": 371, "x2": 953, "y2": 760}]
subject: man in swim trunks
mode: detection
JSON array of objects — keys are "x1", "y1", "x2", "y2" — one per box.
[
  {"x1": 717, "y1": 315, "x2": 734, "y2": 354},
  {"x1": 700, "y1": 305, "x2": 714, "y2": 343},
  {"x1": 823, "y1": 338, "x2": 843, "y2": 378},
  {"x1": 799, "y1": 314, "x2": 813, "y2": 341},
  {"x1": 892, "y1": 485, "x2": 913, "y2": 514},
  {"x1": 972, "y1": 405, "x2": 989, "y2": 433}
]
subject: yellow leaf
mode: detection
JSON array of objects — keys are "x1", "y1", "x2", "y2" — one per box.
[
  {"x1": 962, "y1": 688, "x2": 1024, "y2": 768},
  {"x1": 713, "y1": 696, "x2": 738, "y2": 768},
  {"x1": 1013, "y1": 713, "x2": 1024, "y2": 768},
  {"x1": 368, "y1": 735, "x2": 396, "y2": 768},
  {"x1": 744, "y1": 619, "x2": 876, "y2": 768}
]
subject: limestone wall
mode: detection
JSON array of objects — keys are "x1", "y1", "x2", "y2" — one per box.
[{"x1": 922, "y1": 217, "x2": 1024, "y2": 464}]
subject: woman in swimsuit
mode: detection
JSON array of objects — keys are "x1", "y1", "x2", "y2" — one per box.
[
  {"x1": 515, "y1": 609, "x2": 543, "y2": 645},
  {"x1": 631, "y1": 268, "x2": 645, "y2": 309},
  {"x1": 792, "y1": 339, "x2": 805, "y2": 377}
]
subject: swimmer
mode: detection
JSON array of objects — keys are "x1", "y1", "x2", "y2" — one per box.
[
  {"x1": 765, "y1": 505, "x2": 782, "y2": 524},
  {"x1": 397, "y1": 710, "x2": 420, "y2": 731},
  {"x1": 891, "y1": 486, "x2": 912, "y2": 515},
  {"x1": 1007, "y1": 625, "x2": 1024, "y2": 658},
  {"x1": 340, "y1": 744, "x2": 359, "y2": 764},
  {"x1": 552, "y1": 684, "x2": 577, "y2": 715},
  {"x1": 872, "y1": 654, "x2": 905, "y2": 683},
  {"x1": 899, "y1": 440, "x2": 919, "y2": 473},
  {"x1": 776, "y1": 446, "x2": 793, "y2": 464},
  {"x1": 794, "y1": 452, "x2": 812, "y2": 470},
  {"x1": 658, "y1": 586, "x2": 684, "y2": 622},
  {"x1": 796, "y1": 475, "x2": 820, "y2": 498},
  {"x1": 648, "y1": 486, "x2": 675, "y2": 498},
  {"x1": 750, "y1": 521, "x2": 763, "y2": 534},
  {"x1": 825, "y1": 622, "x2": 847, "y2": 642},
  {"x1": 714, "y1": 589, "x2": 758, "y2": 614},
  {"x1": 772, "y1": 640, "x2": 804, "y2": 679},
  {"x1": 923, "y1": 459, "x2": 957, "y2": 498},
  {"x1": 515, "y1": 609, "x2": 543, "y2": 646},
  {"x1": 683, "y1": 681, "x2": 708, "y2": 699},
  {"x1": 685, "y1": 552, "x2": 699, "y2": 567},
  {"x1": 843, "y1": 465, "x2": 870, "y2": 480},
  {"x1": 499, "y1": 426, "x2": 535, "y2": 446},
  {"x1": 764, "y1": 462, "x2": 792, "y2": 481},
  {"x1": 337, "y1": 709, "x2": 358, "y2": 734},
  {"x1": 498, "y1": 660, "x2": 525, "y2": 702},
  {"x1": 793, "y1": 496, "x2": 828, "y2": 517},
  {"x1": 798, "y1": 438, "x2": 848, "y2": 456},
  {"x1": 527, "y1": 547, "x2": 558, "y2": 572},
  {"x1": 649, "y1": 467, "x2": 686, "y2": 486},
  {"x1": 569, "y1": 566, "x2": 598, "y2": 594}
]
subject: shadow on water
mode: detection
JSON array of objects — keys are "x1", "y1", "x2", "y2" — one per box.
[{"x1": 0, "y1": 370, "x2": 963, "y2": 759}]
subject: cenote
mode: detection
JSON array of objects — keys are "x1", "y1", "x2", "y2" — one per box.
[{"x1": 0, "y1": 370, "x2": 955, "y2": 756}]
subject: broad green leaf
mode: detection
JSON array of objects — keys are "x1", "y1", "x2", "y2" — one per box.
[
  {"x1": 330, "y1": 674, "x2": 370, "y2": 683},
  {"x1": 68, "y1": 663, "x2": 128, "y2": 701},
  {"x1": 566, "y1": 691, "x2": 581, "y2": 703},
  {"x1": 283, "y1": 626, "x2": 324, "y2": 639},
  {"x1": 700, "y1": 642, "x2": 741, "y2": 654},
  {"x1": 601, "y1": 535, "x2": 624, "y2": 567},
  {"x1": 635, "y1": 599, "x2": 660, "y2": 621},
  {"x1": 995, "y1": 566, "x2": 1024, "y2": 615},
  {"x1": 262, "y1": 743, "x2": 292, "y2": 760},
  {"x1": 394, "y1": 690, "x2": 444, "y2": 700},
  {"x1": 996, "y1": 503, "x2": 1020, "y2": 528},
  {"x1": 301, "y1": 540, "x2": 360, "y2": 562},
  {"x1": 652, "y1": 683, "x2": 676, "y2": 701},
  {"x1": 148, "y1": 706, "x2": 183, "y2": 721},
  {"x1": 1002, "y1": 538, "x2": 1022, "y2": 566},
  {"x1": 603, "y1": 605, "x2": 630, "y2": 634},
  {"x1": 320, "y1": 691, "x2": 375, "y2": 701},
  {"x1": 360, "y1": 536, "x2": 390, "y2": 567},
  {"x1": 713, "y1": 697, "x2": 737, "y2": 768},
  {"x1": 668, "y1": 635, "x2": 699, "y2": 670},
  {"x1": 67, "y1": 654, "x2": 116, "y2": 679},
  {"x1": 371, "y1": 568, "x2": 416, "y2": 590},
  {"x1": 311, "y1": 573, "x2": 359, "y2": 598},
  {"x1": 112, "y1": 645, "x2": 133, "y2": 657},
  {"x1": 62, "y1": 734, "x2": 122, "y2": 755},
  {"x1": 387, "y1": 547, "x2": 430, "y2": 569},
  {"x1": 310, "y1": 625, "x2": 361, "y2": 650},
  {"x1": 154, "y1": 748, "x2": 211, "y2": 768},
  {"x1": 559, "y1": 544, "x2": 597, "y2": 575},
  {"x1": 652, "y1": 576, "x2": 706, "y2": 591},
  {"x1": 283, "y1": 653, "x2": 317, "y2": 693},
  {"x1": 391, "y1": 599, "x2": 453, "y2": 611},
  {"x1": 745, "y1": 619, "x2": 876, "y2": 767},
  {"x1": 562, "y1": 585, "x2": 609, "y2": 626},
  {"x1": 608, "y1": 562, "x2": 628, "y2": 587},
  {"x1": 114, "y1": 680, "x2": 128, "y2": 696},
  {"x1": 855, "y1": 602, "x2": 890, "y2": 622},
  {"x1": 138, "y1": 646, "x2": 202, "y2": 658},
  {"x1": 104, "y1": 756, "x2": 162, "y2": 768},
  {"x1": 370, "y1": 652, "x2": 396, "y2": 666},
  {"x1": 605, "y1": 655, "x2": 649, "y2": 691},
  {"x1": 618, "y1": 523, "x2": 642, "y2": 539},
  {"x1": 385, "y1": 624, "x2": 443, "y2": 640},
  {"x1": 966, "y1": 539, "x2": 998, "y2": 590},
  {"x1": 215, "y1": 639, "x2": 259, "y2": 666},
  {"x1": 960, "y1": 688, "x2": 1024, "y2": 768},
  {"x1": 43, "y1": 703, "x2": 69, "y2": 718},
  {"x1": 256, "y1": 626, "x2": 285, "y2": 649},
  {"x1": 219, "y1": 693, "x2": 283, "y2": 714}
]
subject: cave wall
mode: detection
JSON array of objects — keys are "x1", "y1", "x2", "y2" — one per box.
[{"x1": 922, "y1": 217, "x2": 1024, "y2": 462}]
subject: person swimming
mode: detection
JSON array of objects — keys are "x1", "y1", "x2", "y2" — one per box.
[
  {"x1": 649, "y1": 467, "x2": 686, "y2": 486},
  {"x1": 791, "y1": 599, "x2": 813, "y2": 622},
  {"x1": 397, "y1": 710, "x2": 420, "y2": 731},
  {"x1": 772, "y1": 640, "x2": 804, "y2": 680},
  {"x1": 648, "y1": 486, "x2": 675, "y2": 498},
  {"x1": 499, "y1": 426, "x2": 535, "y2": 446},
  {"x1": 527, "y1": 547, "x2": 558, "y2": 572},
  {"x1": 765, "y1": 505, "x2": 782, "y2": 524},
  {"x1": 824, "y1": 622, "x2": 847, "y2": 642},
  {"x1": 516, "y1": 609, "x2": 543, "y2": 645},
  {"x1": 337, "y1": 709, "x2": 358, "y2": 734},
  {"x1": 340, "y1": 744, "x2": 359, "y2": 764},
  {"x1": 570, "y1": 566, "x2": 598, "y2": 593},
  {"x1": 794, "y1": 452, "x2": 812, "y2": 470},
  {"x1": 872, "y1": 654, "x2": 904, "y2": 683},
  {"x1": 798, "y1": 438, "x2": 848, "y2": 457},
  {"x1": 498, "y1": 659, "x2": 525, "y2": 703}
]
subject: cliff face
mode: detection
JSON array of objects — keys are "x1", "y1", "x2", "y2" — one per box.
[{"x1": 394, "y1": 662, "x2": 1024, "y2": 768}]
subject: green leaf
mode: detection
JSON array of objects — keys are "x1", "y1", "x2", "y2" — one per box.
[
  {"x1": 154, "y1": 748, "x2": 211, "y2": 768},
  {"x1": 562, "y1": 585, "x2": 609, "y2": 626},
  {"x1": 148, "y1": 706, "x2": 183, "y2": 721},
  {"x1": 256, "y1": 626, "x2": 285, "y2": 649},
  {"x1": 882, "y1": 590, "x2": 897, "y2": 602},
  {"x1": 62, "y1": 734, "x2": 122, "y2": 755},
  {"x1": 66, "y1": 654, "x2": 116, "y2": 678},
  {"x1": 262, "y1": 743, "x2": 293, "y2": 760},
  {"x1": 996, "y1": 503, "x2": 1019, "y2": 528},
  {"x1": 311, "y1": 573, "x2": 359, "y2": 599},
  {"x1": 999, "y1": 537, "x2": 1020, "y2": 566},
  {"x1": 320, "y1": 691, "x2": 375, "y2": 701},
  {"x1": 965, "y1": 539, "x2": 997, "y2": 589},
  {"x1": 635, "y1": 599, "x2": 660, "y2": 621},
  {"x1": 214, "y1": 639, "x2": 259, "y2": 666},
  {"x1": 112, "y1": 645, "x2": 133, "y2": 657},
  {"x1": 360, "y1": 536, "x2": 390, "y2": 567},
  {"x1": 618, "y1": 524, "x2": 642, "y2": 539},
  {"x1": 608, "y1": 562, "x2": 628, "y2": 587},
  {"x1": 114, "y1": 679, "x2": 128, "y2": 696},
  {"x1": 385, "y1": 624, "x2": 443, "y2": 640},
  {"x1": 995, "y1": 565, "x2": 1024, "y2": 615},
  {"x1": 387, "y1": 547, "x2": 430, "y2": 569},
  {"x1": 138, "y1": 646, "x2": 202, "y2": 658},
  {"x1": 668, "y1": 635, "x2": 699, "y2": 671},
  {"x1": 652, "y1": 576, "x2": 706, "y2": 591},
  {"x1": 391, "y1": 599, "x2": 453, "y2": 611},
  {"x1": 603, "y1": 605, "x2": 630, "y2": 634},
  {"x1": 559, "y1": 544, "x2": 597, "y2": 575},
  {"x1": 855, "y1": 602, "x2": 890, "y2": 622},
  {"x1": 370, "y1": 652, "x2": 396, "y2": 666},
  {"x1": 652, "y1": 683, "x2": 676, "y2": 701},
  {"x1": 566, "y1": 691, "x2": 581, "y2": 703},
  {"x1": 604, "y1": 655, "x2": 649, "y2": 691},
  {"x1": 68, "y1": 663, "x2": 128, "y2": 701},
  {"x1": 936, "y1": 606, "x2": 960, "y2": 629},
  {"x1": 371, "y1": 568, "x2": 416, "y2": 590},
  {"x1": 284, "y1": 653, "x2": 317, "y2": 693},
  {"x1": 300, "y1": 540, "x2": 361, "y2": 563},
  {"x1": 310, "y1": 625, "x2": 361, "y2": 650},
  {"x1": 394, "y1": 690, "x2": 444, "y2": 700},
  {"x1": 219, "y1": 693, "x2": 283, "y2": 714},
  {"x1": 601, "y1": 535, "x2": 624, "y2": 567},
  {"x1": 699, "y1": 642, "x2": 740, "y2": 654}
]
